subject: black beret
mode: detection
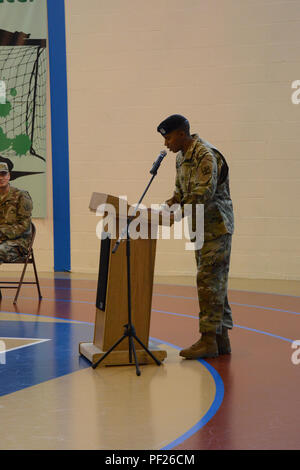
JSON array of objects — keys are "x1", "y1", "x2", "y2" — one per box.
[{"x1": 157, "y1": 114, "x2": 189, "y2": 136}]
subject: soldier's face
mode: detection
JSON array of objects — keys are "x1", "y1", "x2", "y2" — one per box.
[
  {"x1": 0, "y1": 171, "x2": 10, "y2": 190},
  {"x1": 163, "y1": 129, "x2": 185, "y2": 153}
]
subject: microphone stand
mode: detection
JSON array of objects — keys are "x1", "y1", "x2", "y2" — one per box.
[{"x1": 92, "y1": 151, "x2": 167, "y2": 376}]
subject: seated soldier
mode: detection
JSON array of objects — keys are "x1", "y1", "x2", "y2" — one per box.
[{"x1": 0, "y1": 162, "x2": 33, "y2": 263}]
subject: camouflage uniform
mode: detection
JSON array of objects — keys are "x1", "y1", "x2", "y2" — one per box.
[
  {"x1": 166, "y1": 134, "x2": 234, "y2": 334},
  {"x1": 0, "y1": 186, "x2": 33, "y2": 263}
]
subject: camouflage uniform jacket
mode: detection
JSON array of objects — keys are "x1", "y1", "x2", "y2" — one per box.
[
  {"x1": 0, "y1": 185, "x2": 33, "y2": 252},
  {"x1": 166, "y1": 134, "x2": 234, "y2": 241}
]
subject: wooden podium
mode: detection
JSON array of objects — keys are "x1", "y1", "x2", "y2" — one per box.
[{"x1": 79, "y1": 192, "x2": 167, "y2": 367}]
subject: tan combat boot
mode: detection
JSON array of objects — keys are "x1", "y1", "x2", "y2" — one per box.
[
  {"x1": 216, "y1": 327, "x2": 231, "y2": 355},
  {"x1": 179, "y1": 332, "x2": 219, "y2": 359}
]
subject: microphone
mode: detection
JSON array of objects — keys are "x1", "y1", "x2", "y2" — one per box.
[
  {"x1": 112, "y1": 150, "x2": 167, "y2": 255},
  {"x1": 150, "y1": 150, "x2": 167, "y2": 175}
]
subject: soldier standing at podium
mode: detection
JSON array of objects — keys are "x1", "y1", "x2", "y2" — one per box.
[{"x1": 157, "y1": 115, "x2": 234, "y2": 359}]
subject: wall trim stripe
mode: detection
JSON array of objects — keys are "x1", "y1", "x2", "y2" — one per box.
[{"x1": 47, "y1": 0, "x2": 71, "y2": 271}]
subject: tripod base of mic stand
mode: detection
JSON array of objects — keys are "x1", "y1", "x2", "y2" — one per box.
[
  {"x1": 79, "y1": 338, "x2": 167, "y2": 373},
  {"x1": 92, "y1": 324, "x2": 164, "y2": 376}
]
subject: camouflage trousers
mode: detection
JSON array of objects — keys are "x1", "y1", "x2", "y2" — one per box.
[
  {"x1": 0, "y1": 241, "x2": 26, "y2": 264},
  {"x1": 195, "y1": 233, "x2": 233, "y2": 334}
]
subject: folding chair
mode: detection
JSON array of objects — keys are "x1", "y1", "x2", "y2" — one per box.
[{"x1": 0, "y1": 222, "x2": 42, "y2": 304}]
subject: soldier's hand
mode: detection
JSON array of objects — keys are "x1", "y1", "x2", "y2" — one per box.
[
  {"x1": 169, "y1": 213, "x2": 175, "y2": 226},
  {"x1": 159, "y1": 209, "x2": 175, "y2": 226}
]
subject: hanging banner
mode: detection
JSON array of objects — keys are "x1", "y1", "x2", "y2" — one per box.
[{"x1": 0, "y1": 0, "x2": 47, "y2": 218}]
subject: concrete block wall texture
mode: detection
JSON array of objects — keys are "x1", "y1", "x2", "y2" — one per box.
[
  {"x1": 33, "y1": 66, "x2": 54, "y2": 272},
  {"x1": 62, "y1": 0, "x2": 300, "y2": 280}
]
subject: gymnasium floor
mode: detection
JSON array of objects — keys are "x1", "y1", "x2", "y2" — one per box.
[{"x1": 0, "y1": 273, "x2": 299, "y2": 450}]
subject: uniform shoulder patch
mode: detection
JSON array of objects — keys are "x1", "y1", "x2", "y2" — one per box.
[{"x1": 201, "y1": 164, "x2": 211, "y2": 176}]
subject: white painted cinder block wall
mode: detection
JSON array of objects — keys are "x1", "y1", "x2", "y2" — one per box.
[{"x1": 64, "y1": 0, "x2": 300, "y2": 280}]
